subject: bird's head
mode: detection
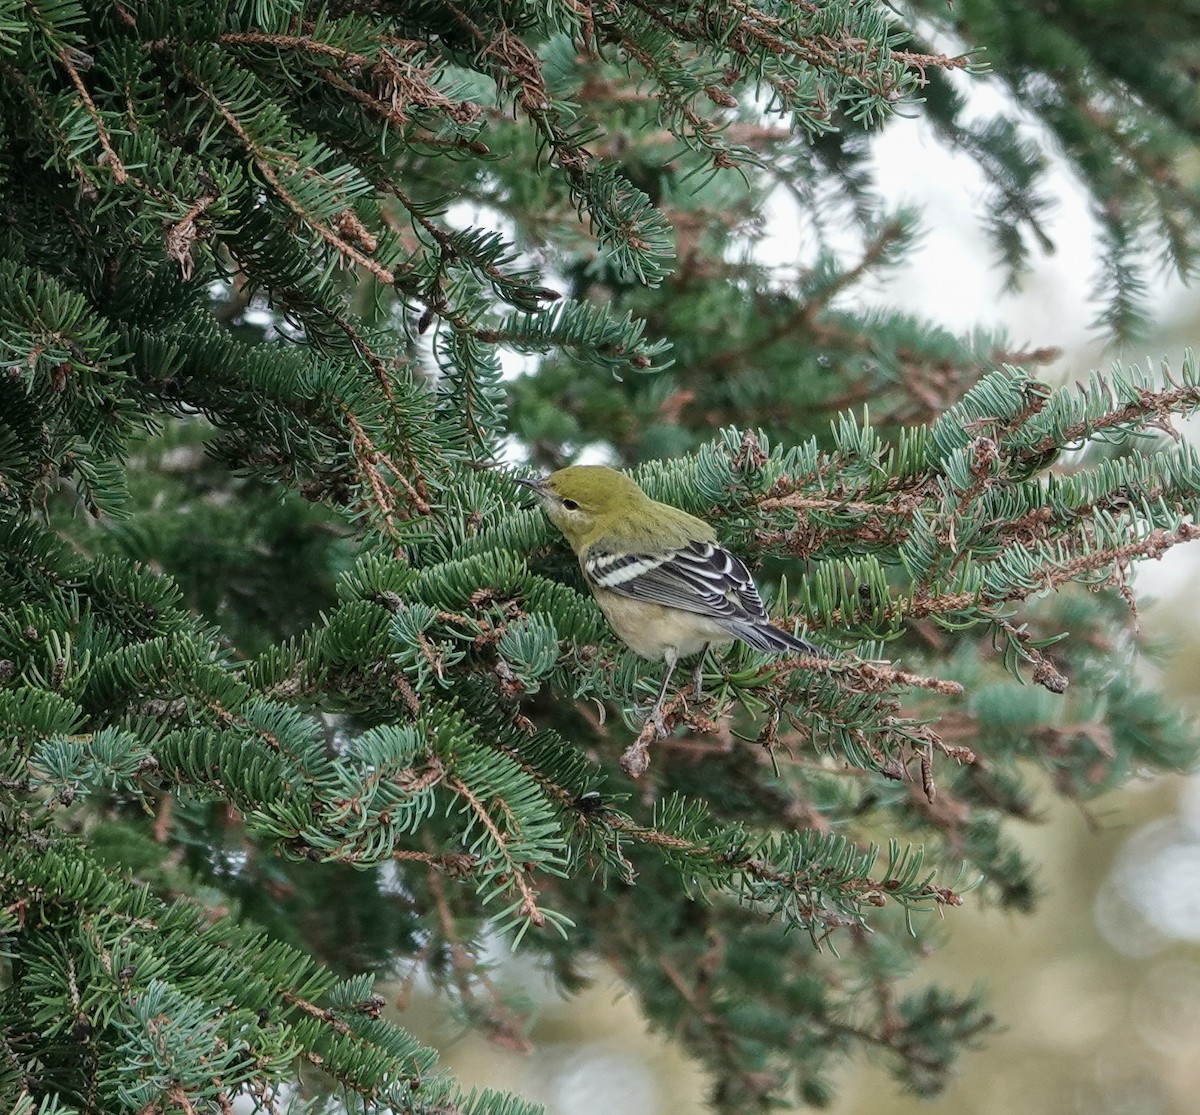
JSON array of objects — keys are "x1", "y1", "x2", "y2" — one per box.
[{"x1": 516, "y1": 465, "x2": 646, "y2": 548}]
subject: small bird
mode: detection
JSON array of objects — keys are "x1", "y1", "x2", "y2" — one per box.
[{"x1": 517, "y1": 465, "x2": 824, "y2": 736}]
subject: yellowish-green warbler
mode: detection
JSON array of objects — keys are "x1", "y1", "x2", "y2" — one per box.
[{"x1": 517, "y1": 465, "x2": 823, "y2": 731}]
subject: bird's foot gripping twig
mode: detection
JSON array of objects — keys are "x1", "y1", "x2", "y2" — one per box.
[
  {"x1": 621, "y1": 701, "x2": 667, "y2": 776},
  {"x1": 621, "y1": 690, "x2": 681, "y2": 777},
  {"x1": 620, "y1": 724, "x2": 656, "y2": 778},
  {"x1": 620, "y1": 654, "x2": 678, "y2": 776}
]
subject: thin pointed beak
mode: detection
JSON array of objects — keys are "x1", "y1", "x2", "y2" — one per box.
[{"x1": 513, "y1": 475, "x2": 546, "y2": 492}]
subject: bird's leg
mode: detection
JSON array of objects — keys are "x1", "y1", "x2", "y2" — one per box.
[
  {"x1": 692, "y1": 643, "x2": 709, "y2": 700},
  {"x1": 648, "y1": 649, "x2": 679, "y2": 737},
  {"x1": 623, "y1": 651, "x2": 679, "y2": 777}
]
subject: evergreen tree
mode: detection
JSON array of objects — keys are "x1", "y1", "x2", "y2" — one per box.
[{"x1": 2, "y1": 2, "x2": 1200, "y2": 1112}]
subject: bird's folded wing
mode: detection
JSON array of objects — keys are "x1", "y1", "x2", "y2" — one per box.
[{"x1": 584, "y1": 540, "x2": 769, "y2": 624}]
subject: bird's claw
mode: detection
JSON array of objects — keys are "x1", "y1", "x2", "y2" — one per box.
[
  {"x1": 620, "y1": 736, "x2": 652, "y2": 777},
  {"x1": 621, "y1": 700, "x2": 670, "y2": 778}
]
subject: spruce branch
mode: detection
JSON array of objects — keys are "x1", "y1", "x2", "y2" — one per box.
[
  {"x1": 215, "y1": 31, "x2": 464, "y2": 128},
  {"x1": 879, "y1": 522, "x2": 1200, "y2": 629},
  {"x1": 55, "y1": 47, "x2": 127, "y2": 186},
  {"x1": 445, "y1": 773, "x2": 548, "y2": 931},
  {"x1": 200, "y1": 88, "x2": 396, "y2": 286},
  {"x1": 343, "y1": 408, "x2": 428, "y2": 541}
]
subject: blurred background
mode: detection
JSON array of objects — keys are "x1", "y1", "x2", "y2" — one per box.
[{"x1": 390, "y1": 110, "x2": 1200, "y2": 1115}]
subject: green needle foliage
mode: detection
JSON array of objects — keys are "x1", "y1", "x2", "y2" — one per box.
[{"x1": 2, "y1": 2, "x2": 1200, "y2": 1113}]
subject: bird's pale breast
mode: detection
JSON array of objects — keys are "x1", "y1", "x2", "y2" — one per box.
[{"x1": 591, "y1": 586, "x2": 733, "y2": 660}]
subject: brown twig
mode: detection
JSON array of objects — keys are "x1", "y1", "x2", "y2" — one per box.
[
  {"x1": 57, "y1": 48, "x2": 128, "y2": 184},
  {"x1": 202, "y1": 91, "x2": 395, "y2": 284},
  {"x1": 445, "y1": 774, "x2": 546, "y2": 928}
]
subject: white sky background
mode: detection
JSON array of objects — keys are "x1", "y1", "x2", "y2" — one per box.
[{"x1": 759, "y1": 88, "x2": 1197, "y2": 366}]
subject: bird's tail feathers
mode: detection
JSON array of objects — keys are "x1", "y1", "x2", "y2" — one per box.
[{"x1": 730, "y1": 622, "x2": 828, "y2": 657}]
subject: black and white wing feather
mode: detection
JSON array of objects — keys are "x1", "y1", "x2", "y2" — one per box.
[{"x1": 584, "y1": 540, "x2": 822, "y2": 654}]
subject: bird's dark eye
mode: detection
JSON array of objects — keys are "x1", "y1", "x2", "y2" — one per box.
[{"x1": 561, "y1": 498, "x2": 579, "y2": 511}]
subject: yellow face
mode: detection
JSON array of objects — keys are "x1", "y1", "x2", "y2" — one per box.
[{"x1": 518, "y1": 465, "x2": 644, "y2": 547}]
